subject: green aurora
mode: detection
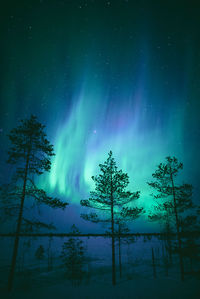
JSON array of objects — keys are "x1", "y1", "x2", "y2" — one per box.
[
  {"x1": 0, "y1": 1, "x2": 199, "y2": 224},
  {"x1": 41, "y1": 71, "x2": 193, "y2": 212}
]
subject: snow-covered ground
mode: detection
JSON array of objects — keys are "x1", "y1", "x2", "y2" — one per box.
[
  {"x1": 1, "y1": 274, "x2": 200, "y2": 299},
  {"x1": 1, "y1": 260, "x2": 200, "y2": 299},
  {"x1": 1, "y1": 236, "x2": 199, "y2": 298}
]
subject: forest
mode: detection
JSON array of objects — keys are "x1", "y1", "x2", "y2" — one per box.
[
  {"x1": 1, "y1": 0, "x2": 200, "y2": 298},
  {"x1": 0, "y1": 115, "x2": 199, "y2": 298}
]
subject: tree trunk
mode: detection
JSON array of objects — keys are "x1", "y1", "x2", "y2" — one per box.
[
  {"x1": 152, "y1": 247, "x2": 156, "y2": 278},
  {"x1": 165, "y1": 257, "x2": 169, "y2": 277},
  {"x1": 167, "y1": 236, "x2": 173, "y2": 265},
  {"x1": 47, "y1": 237, "x2": 53, "y2": 271},
  {"x1": 190, "y1": 258, "x2": 193, "y2": 273},
  {"x1": 118, "y1": 227, "x2": 122, "y2": 278},
  {"x1": 110, "y1": 174, "x2": 116, "y2": 285},
  {"x1": 163, "y1": 245, "x2": 169, "y2": 277},
  {"x1": 170, "y1": 170, "x2": 184, "y2": 281},
  {"x1": 8, "y1": 152, "x2": 30, "y2": 291}
]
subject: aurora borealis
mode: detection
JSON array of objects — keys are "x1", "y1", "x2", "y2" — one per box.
[{"x1": 0, "y1": 0, "x2": 200, "y2": 229}]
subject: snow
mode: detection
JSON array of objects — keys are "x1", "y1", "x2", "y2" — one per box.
[
  {"x1": 1, "y1": 276, "x2": 200, "y2": 299},
  {"x1": 1, "y1": 236, "x2": 200, "y2": 298}
]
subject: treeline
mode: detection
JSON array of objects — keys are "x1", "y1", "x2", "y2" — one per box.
[{"x1": 0, "y1": 115, "x2": 200, "y2": 289}]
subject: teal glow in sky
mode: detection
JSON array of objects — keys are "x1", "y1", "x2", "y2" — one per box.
[
  {"x1": 42, "y1": 71, "x2": 188, "y2": 210},
  {"x1": 0, "y1": 1, "x2": 200, "y2": 218}
]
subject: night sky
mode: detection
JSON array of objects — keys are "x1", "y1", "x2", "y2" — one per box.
[{"x1": 0, "y1": 0, "x2": 200, "y2": 231}]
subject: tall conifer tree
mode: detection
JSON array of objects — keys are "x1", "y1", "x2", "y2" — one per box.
[
  {"x1": 81, "y1": 151, "x2": 142, "y2": 285},
  {"x1": 148, "y1": 156, "x2": 193, "y2": 281},
  {"x1": 6, "y1": 115, "x2": 68, "y2": 291}
]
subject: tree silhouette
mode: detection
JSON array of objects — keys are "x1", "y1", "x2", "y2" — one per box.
[
  {"x1": 35, "y1": 245, "x2": 45, "y2": 270},
  {"x1": 6, "y1": 115, "x2": 68, "y2": 291},
  {"x1": 180, "y1": 215, "x2": 199, "y2": 274},
  {"x1": 80, "y1": 151, "x2": 142, "y2": 285},
  {"x1": 0, "y1": 181, "x2": 57, "y2": 232},
  {"x1": 114, "y1": 221, "x2": 132, "y2": 279},
  {"x1": 147, "y1": 156, "x2": 194, "y2": 281},
  {"x1": 108, "y1": 211, "x2": 142, "y2": 279},
  {"x1": 35, "y1": 245, "x2": 45, "y2": 260},
  {"x1": 60, "y1": 225, "x2": 86, "y2": 285}
]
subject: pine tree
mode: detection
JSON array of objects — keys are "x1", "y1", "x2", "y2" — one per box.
[
  {"x1": 114, "y1": 220, "x2": 131, "y2": 279},
  {"x1": 147, "y1": 156, "x2": 193, "y2": 281},
  {"x1": 34, "y1": 245, "x2": 45, "y2": 272},
  {"x1": 47, "y1": 237, "x2": 53, "y2": 271},
  {"x1": 6, "y1": 115, "x2": 68, "y2": 291},
  {"x1": 60, "y1": 225, "x2": 85, "y2": 285},
  {"x1": 180, "y1": 215, "x2": 199, "y2": 274},
  {"x1": 110, "y1": 210, "x2": 142, "y2": 279},
  {"x1": 80, "y1": 151, "x2": 142, "y2": 285},
  {"x1": 35, "y1": 245, "x2": 45, "y2": 260},
  {"x1": 0, "y1": 181, "x2": 57, "y2": 232}
]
